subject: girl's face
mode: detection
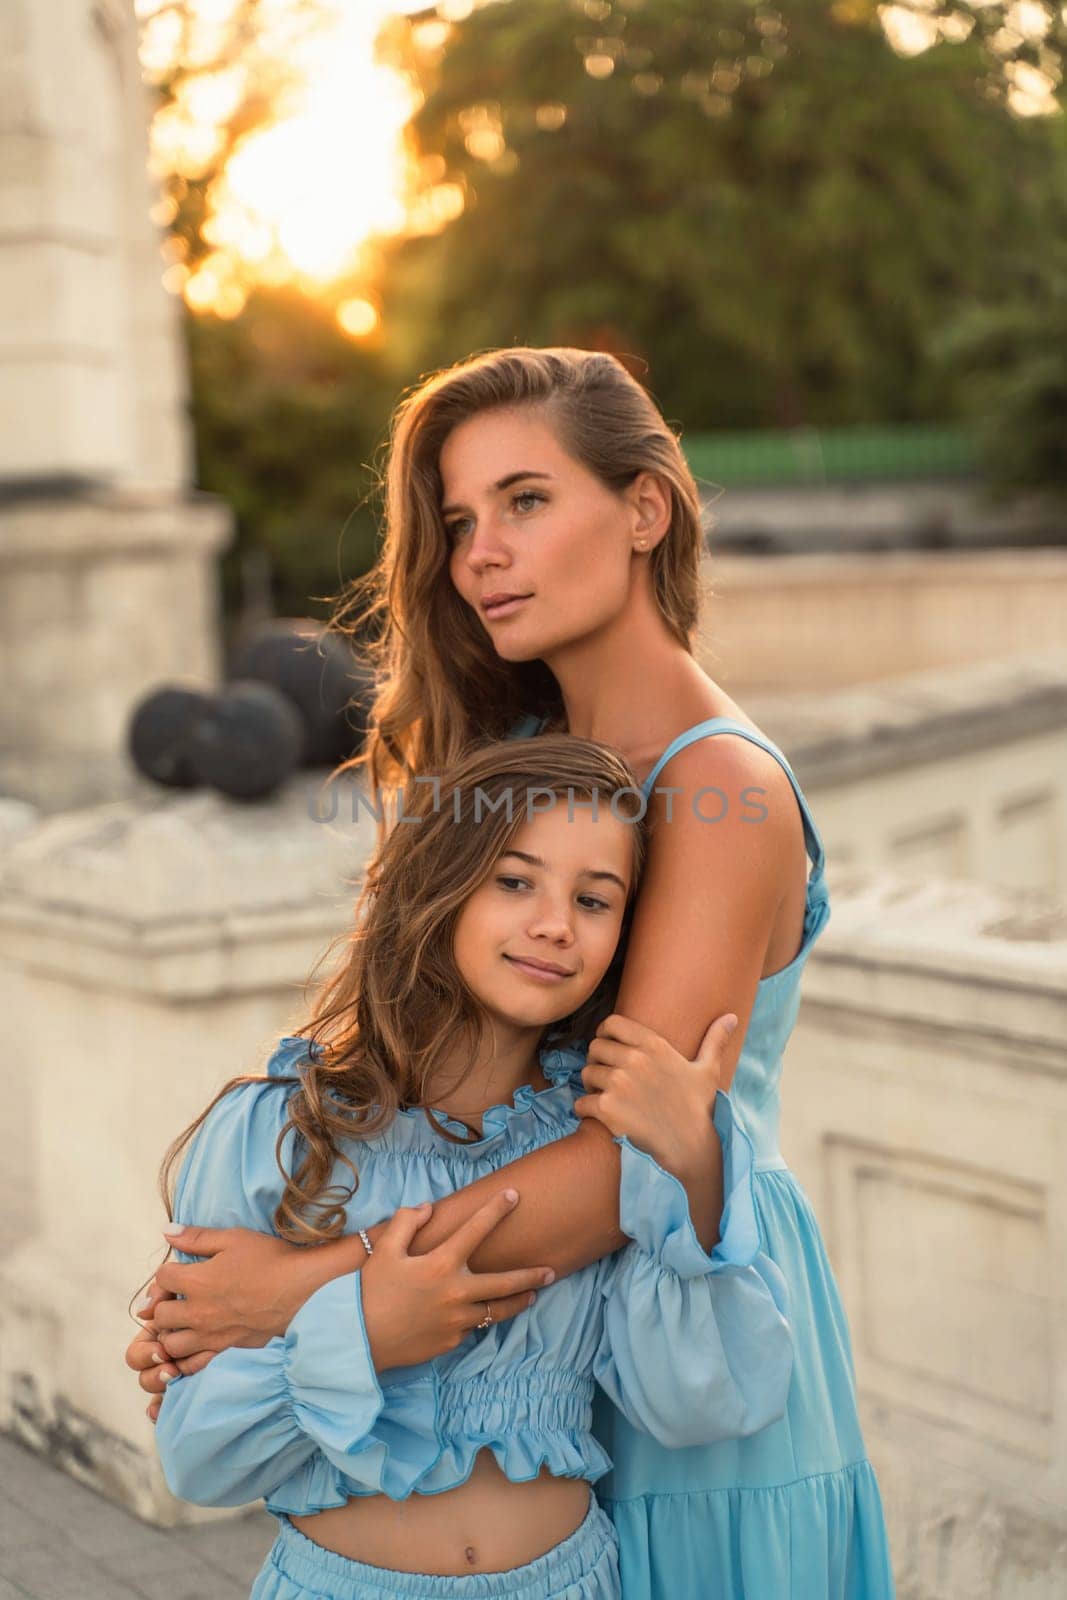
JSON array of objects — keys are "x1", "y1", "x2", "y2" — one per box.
[
  {"x1": 452, "y1": 801, "x2": 634, "y2": 1034},
  {"x1": 441, "y1": 408, "x2": 649, "y2": 662}
]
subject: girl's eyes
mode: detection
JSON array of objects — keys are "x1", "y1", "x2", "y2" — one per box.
[
  {"x1": 445, "y1": 489, "x2": 546, "y2": 542},
  {"x1": 495, "y1": 875, "x2": 611, "y2": 913}
]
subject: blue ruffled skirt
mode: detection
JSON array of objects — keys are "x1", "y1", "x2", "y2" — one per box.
[{"x1": 592, "y1": 1168, "x2": 896, "y2": 1599}]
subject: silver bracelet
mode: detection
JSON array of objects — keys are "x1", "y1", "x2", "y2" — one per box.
[{"x1": 358, "y1": 1227, "x2": 374, "y2": 1257}]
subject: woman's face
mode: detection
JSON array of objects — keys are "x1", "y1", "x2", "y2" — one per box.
[
  {"x1": 452, "y1": 800, "x2": 634, "y2": 1034},
  {"x1": 441, "y1": 407, "x2": 650, "y2": 662}
]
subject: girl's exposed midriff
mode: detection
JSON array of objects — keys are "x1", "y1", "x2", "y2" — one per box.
[{"x1": 290, "y1": 1453, "x2": 590, "y2": 1574}]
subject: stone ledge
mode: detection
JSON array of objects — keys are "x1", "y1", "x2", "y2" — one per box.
[
  {"x1": 0, "y1": 485, "x2": 231, "y2": 560},
  {"x1": 745, "y1": 651, "x2": 1067, "y2": 786},
  {"x1": 808, "y1": 870, "x2": 1067, "y2": 1059}
]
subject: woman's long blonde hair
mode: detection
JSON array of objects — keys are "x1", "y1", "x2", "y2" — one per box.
[
  {"x1": 159, "y1": 736, "x2": 649, "y2": 1244},
  {"x1": 334, "y1": 345, "x2": 707, "y2": 815}
]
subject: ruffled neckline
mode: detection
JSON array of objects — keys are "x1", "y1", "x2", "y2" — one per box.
[{"x1": 267, "y1": 1035, "x2": 588, "y2": 1158}]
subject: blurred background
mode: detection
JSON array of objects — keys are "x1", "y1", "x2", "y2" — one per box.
[
  {"x1": 0, "y1": 1, "x2": 1065, "y2": 1596},
  {"x1": 122, "y1": 0, "x2": 1067, "y2": 626}
]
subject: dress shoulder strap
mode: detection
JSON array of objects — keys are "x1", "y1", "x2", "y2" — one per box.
[
  {"x1": 641, "y1": 717, "x2": 826, "y2": 880},
  {"x1": 506, "y1": 713, "x2": 548, "y2": 740}
]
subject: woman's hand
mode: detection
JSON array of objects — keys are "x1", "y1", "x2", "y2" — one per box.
[
  {"x1": 360, "y1": 1190, "x2": 556, "y2": 1370},
  {"x1": 147, "y1": 1226, "x2": 332, "y2": 1359},
  {"x1": 573, "y1": 1010, "x2": 738, "y2": 1180},
  {"x1": 125, "y1": 1322, "x2": 212, "y2": 1423},
  {"x1": 128, "y1": 1190, "x2": 555, "y2": 1417}
]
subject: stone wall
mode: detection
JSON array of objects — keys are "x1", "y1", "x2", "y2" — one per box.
[
  {"x1": 749, "y1": 654, "x2": 1067, "y2": 897},
  {"x1": 0, "y1": 770, "x2": 375, "y2": 1522},
  {"x1": 783, "y1": 872, "x2": 1067, "y2": 1599},
  {"x1": 698, "y1": 550, "x2": 1067, "y2": 692}
]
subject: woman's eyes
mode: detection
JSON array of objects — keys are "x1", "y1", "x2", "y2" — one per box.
[
  {"x1": 445, "y1": 490, "x2": 546, "y2": 541},
  {"x1": 495, "y1": 875, "x2": 610, "y2": 913}
]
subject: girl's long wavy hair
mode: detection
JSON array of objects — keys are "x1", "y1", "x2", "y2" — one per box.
[
  {"x1": 332, "y1": 345, "x2": 709, "y2": 823},
  {"x1": 158, "y1": 735, "x2": 650, "y2": 1246}
]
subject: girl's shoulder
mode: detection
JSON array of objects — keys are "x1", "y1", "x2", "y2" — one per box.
[{"x1": 171, "y1": 1040, "x2": 308, "y2": 1232}]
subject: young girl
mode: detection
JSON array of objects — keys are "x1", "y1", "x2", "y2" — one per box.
[{"x1": 153, "y1": 735, "x2": 792, "y2": 1600}]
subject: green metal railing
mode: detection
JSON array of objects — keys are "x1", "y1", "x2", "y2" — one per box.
[{"x1": 684, "y1": 424, "x2": 979, "y2": 487}]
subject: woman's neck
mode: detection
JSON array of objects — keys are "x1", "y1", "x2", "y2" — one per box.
[{"x1": 543, "y1": 588, "x2": 713, "y2": 758}]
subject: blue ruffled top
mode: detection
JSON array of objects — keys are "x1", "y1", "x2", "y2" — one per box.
[{"x1": 155, "y1": 1036, "x2": 792, "y2": 1516}]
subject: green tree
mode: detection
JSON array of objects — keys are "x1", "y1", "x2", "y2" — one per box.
[
  {"x1": 380, "y1": 0, "x2": 1063, "y2": 429},
  {"x1": 139, "y1": 1, "x2": 394, "y2": 621},
  {"x1": 187, "y1": 289, "x2": 393, "y2": 630},
  {"x1": 933, "y1": 113, "x2": 1067, "y2": 501}
]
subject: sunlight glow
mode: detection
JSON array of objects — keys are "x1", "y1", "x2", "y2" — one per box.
[
  {"x1": 137, "y1": 0, "x2": 446, "y2": 333},
  {"x1": 878, "y1": 0, "x2": 1061, "y2": 107}
]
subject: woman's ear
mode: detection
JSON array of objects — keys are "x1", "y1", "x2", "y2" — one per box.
[{"x1": 626, "y1": 470, "x2": 672, "y2": 550}]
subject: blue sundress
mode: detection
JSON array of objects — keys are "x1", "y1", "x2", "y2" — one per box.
[{"x1": 510, "y1": 712, "x2": 896, "y2": 1599}]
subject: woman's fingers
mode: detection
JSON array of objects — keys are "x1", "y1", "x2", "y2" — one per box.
[
  {"x1": 174, "y1": 1349, "x2": 217, "y2": 1377},
  {"x1": 146, "y1": 1399, "x2": 161, "y2": 1424},
  {"x1": 158, "y1": 1224, "x2": 229, "y2": 1257},
  {"x1": 154, "y1": 1261, "x2": 199, "y2": 1295},
  {"x1": 133, "y1": 1279, "x2": 170, "y2": 1322},
  {"x1": 151, "y1": 1297, "x2": 195, "y2": 1332},
  {"x1": 443, "y1": 1188, "x2": 520, "y2": 1265},
  {"x1": 138, "y1": 1359, "x2": 179, "y2": 1395},
  {"x1": 125, "y1": 1327, "x2": 161, "y2": 1372},
  {"x1": 156, "y1": 1326, "x2": 215, "y2": 1359}
]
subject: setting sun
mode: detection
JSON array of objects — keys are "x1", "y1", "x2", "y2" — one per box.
[{"x1": 137, "y1": 0, "x2": 444, "y2": 332}]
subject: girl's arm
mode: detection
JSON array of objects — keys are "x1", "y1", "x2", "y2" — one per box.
[
  {"x1": 154, "y1": 1079, "x2": 391, "y2": 1507},
  {"x1": 152, "y1": 1083, "x2": 549, "y2": 1501}
]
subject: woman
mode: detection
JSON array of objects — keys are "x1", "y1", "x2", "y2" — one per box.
[
  {"x1": 130, "y1": 347, "x2": 895, "y2": 1597},
  {"x1": 152, "y1": 736, "x2": 791, "y2": 1598}
]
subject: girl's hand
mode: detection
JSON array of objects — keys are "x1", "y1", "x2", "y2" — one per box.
[
  {"x1": 573, "y1": 1011, "x2": 738, "y2": 1180},
  {"x1": 129, "y1": 1191, "x2": 554, "y2": 1403},
  {"x1": 360, "y1": 1190, "x2": 556, "y2": 1371}
]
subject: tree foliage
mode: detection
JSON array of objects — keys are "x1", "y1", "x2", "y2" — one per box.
[
  {"x1": 186, "y1": 291, "x2": 392, "y2": 627},
  {"x1": 930, "y1": 112, "x2": 1067, "y2": 500},
  {"x1": 141, "y1": 0, "x2": 1067, "y2": 611},
  {"x1": 381, "y1": 0, "x2": 1063, "y2": 429}
]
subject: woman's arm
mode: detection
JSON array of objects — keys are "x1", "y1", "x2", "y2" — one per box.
[{"x1": 403, "y1": 735, "x2": 797, "y2": 1275}]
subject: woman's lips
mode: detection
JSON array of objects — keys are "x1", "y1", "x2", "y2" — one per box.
[
  {"x1": 503, "y1": 955, "x2": 571, "y2": 984},
  {"x1": 483, "y1": 595, "x2": 531, "y2": 621}
]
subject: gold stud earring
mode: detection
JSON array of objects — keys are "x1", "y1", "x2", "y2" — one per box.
[{"x1": 636, "y1": 539, "x2": 648, "y2": 551}]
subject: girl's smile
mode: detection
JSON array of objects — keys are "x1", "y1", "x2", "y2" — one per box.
[{"x1": 502, "y1": 953, "x2": 575, "y2": 983}]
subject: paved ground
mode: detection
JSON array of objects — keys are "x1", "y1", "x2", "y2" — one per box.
[{"x1": 0, "y1": 1434, "x2": 275, "y2": 1599}]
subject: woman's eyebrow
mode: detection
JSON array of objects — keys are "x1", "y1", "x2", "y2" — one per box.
[
  {"x1": 441, "y1": 471, "x2": 555, "y2": 517},
  {"x1": 499, "y1": 849, "x2": 627, "y2": 895}
]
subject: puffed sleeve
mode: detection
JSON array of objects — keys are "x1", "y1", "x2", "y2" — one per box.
[
  {"x1": 592, "y1": 1091, "x2": 793, "y2": 1449},
  {"x1": 154, "y1": 1077, "x2": 386, "y2": 1508}
]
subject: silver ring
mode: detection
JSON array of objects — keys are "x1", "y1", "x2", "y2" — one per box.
[{"x1": 476, "y1": 1302, "x2": 493, "y2": 1330}]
